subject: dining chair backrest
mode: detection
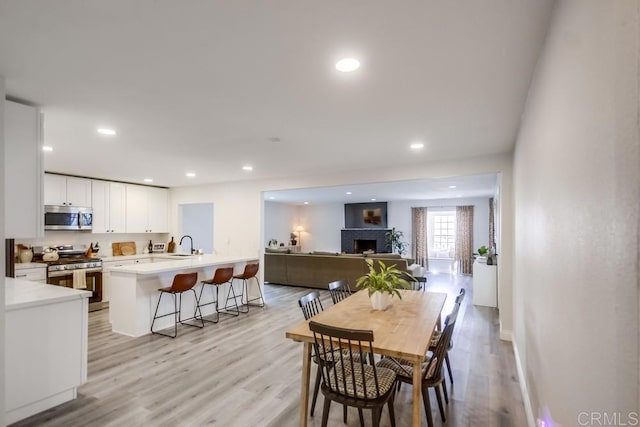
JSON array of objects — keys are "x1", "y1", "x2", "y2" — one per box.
[
  {"x1": 328, "y1": 279, "x2": 352, "y2": 304},
  {"x1": 455, "y1": 288, "x2": 466, "y2": 304},
  {"x1": 168, "y1": 272, "x2": 199, "y2": 293},
  {"x1": 309, "y1": 320, "x2": 384, "y2": 401},
  {"x1": 298, "y1": 291, "x2": 324, "y2": 320},
  {"x1": 423, "y1": 302, "x2": 459, "y2": 381}
]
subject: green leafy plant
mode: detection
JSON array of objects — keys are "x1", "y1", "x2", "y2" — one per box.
[
  {"x1": 477, "y1": 245, "x2": 488, "y2": 256},
  {"x1": 356, "y1": 259, "x2": 411, "y2": 299},
  {"x1": 385, "y1": 227, "x2": 408, "y2": 255}
]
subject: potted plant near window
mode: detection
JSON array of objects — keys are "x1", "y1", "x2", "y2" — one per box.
[
  {"x1": 385, "y1": 227, "x2": 408, "y2": 255},
  {"x1": 356, "y1": 259, "x2": 411, "y2": 310}
]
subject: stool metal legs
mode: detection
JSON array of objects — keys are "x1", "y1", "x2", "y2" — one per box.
[
  {"x1": 235, "y1": 276, "x2": 264, "y2": 313},
  {"x1": 197, "y1": 281, "x2": 240, "y2": 321},
  {"x1": 151, "y1": 289, "x2": 204, "y2": 338}
]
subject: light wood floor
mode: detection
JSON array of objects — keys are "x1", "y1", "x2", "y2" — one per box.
[{"x1": 13, "y1": 274, "x2": 526, "y2": 426}]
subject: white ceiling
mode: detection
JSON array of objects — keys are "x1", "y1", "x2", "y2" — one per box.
[
  {"x1": 264, "y1": 173, "x2": 498, "y2": 204},
  {"x1": 0, "y1": 1, "x2": 554, "y2": 188}
]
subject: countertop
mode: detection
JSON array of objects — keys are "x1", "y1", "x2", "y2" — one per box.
[
  {"x1": 109, "y1": 254, "x2": 257, "y2": 275},
  {"x1": 14, "y1": 262, "x2": 46, "y2": 270},
  {"x1": 5, "y1": 278, "x2": 91, "y2": 311}
]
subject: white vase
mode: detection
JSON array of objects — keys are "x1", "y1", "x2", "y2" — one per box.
[{"x1": 370, "y1": 292, "x2": 392, "y2": 310}]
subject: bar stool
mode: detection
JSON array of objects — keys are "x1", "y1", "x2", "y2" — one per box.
[
  {"x1": 232, "y1": 262, "x2": 264, "y2": 313},
  {"x1": 197, "y1": 267, "x2": 240, "y2": 323},
  {"x1": 151, "y1": 272, "x2": 204, "y2": 338}
]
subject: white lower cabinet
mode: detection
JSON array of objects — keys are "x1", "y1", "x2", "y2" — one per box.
[
  {"x1": 14, "y1": 265, "x2": 47, "y2": 283},
  {"x1": 102, "y1": 260, "x2": 136, "y2": 304}
]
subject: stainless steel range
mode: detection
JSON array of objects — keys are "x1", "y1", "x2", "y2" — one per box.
[{"x1": 40, "y1": 245, "x2": 103, "y2": 307}]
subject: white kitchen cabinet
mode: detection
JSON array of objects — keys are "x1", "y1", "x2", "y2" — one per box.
[
  {"x1": 4, "y1": 100, "x2": 43, "y2": 239},
  {"x1": 5, "y1": 279, "x2": 90, "y2": 424},
  {"x1": 92, "y1": 180, "x2": 126, "y2": 234},
  {"x1": 125, "y1": 184, "x2": 168, "y2": 233},
  {"x1": 44, "y1": 174, "x2": 91, "y2": 207},
  {"x1": 14, "y1": 264, "x2": 47, "y2": 283},
  {"x1": 147, "y1": 186, "x2": 168, "y2": 233}
]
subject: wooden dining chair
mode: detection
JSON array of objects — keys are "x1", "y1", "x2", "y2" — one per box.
[
  {"x1": 430, "y1": 288, "x2": 466, "y2": 385},
  {"x1": 378, "y1": 304, "x2": 459, "y2": 427},
  {"x1": 327, "y1": 279, "x2": 352, "y2": 304},
  {"x1": 298, "y1": 291, "x2": 328, "y2": 418},
  {"x1": 309, "y1": 320, "x2": 398, "y2": 427}
]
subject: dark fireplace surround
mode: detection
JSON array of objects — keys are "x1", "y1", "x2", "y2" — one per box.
[{"x1": 341, "y1": 229, "x2": 391, "y2": 254}]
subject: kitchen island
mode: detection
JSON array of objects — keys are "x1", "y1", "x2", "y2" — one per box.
[
  {"x1": 5, "y1": 278, "x2": 91, "y2": 424},
  {"x1": 109, "y1": 254, "x2": 259, "y2": 337}
]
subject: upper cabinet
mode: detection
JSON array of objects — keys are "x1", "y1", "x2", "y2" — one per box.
[
  {"x1": 4, "y1": 100, "x2": 43, "y2": 239},
  {"x1": 44, "y1": 174, "x2": 91, "y2": 207},
  {"x1": 92, "y1": 180, "x2": 126, "y2": 234},
  {"x1": 125, "y1": 184, "x2": 168, "y2": 233}
]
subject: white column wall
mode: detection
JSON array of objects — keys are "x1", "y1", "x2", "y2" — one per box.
[
  {"x1": 0, "y1": 75, "x2": 6, "y2": 426},
  {"x1": 512, "y1": 0, "x2": 639, "y2": 424}
]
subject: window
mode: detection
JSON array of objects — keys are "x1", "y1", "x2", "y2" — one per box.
[{"x1": 428, "y1": 210, "x2": 456, "y2": 258}]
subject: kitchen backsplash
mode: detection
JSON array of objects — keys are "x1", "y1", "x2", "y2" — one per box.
[{"x1": 18, "y1": 232, "x2": 171, "y2": 257}]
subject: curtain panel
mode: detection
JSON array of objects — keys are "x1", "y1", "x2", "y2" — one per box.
[
  {"x1": 411, "y1": 207, "x2": 428, "y2": 270},
  {"x1": 489, "y1": 197, "x2": 496, "y2": 250},
  {"x1": 455, "y1": 205, "x2": 474, "y2": 275}
]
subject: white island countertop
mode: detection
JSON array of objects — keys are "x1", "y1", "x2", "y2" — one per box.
[
  {"x1": 5, "y1": 278, "x2": 91, "y2": 311},
  {"x1": 109, "y1": 254, "x2": 257, "y2": 275}
]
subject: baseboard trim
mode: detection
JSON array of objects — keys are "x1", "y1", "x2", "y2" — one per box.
[
  {"x1": 500, "y1": 328, "x2": 513, "y2": 341},
  {"x1": 513, "y1": 340, "x2": 536, "y2": 427}
]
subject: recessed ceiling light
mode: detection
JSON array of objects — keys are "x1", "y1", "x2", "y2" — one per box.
[
  {"x1": 143, "y1": 178, "x2": 153, "y2": 183},
  {"x1": 448, "y1": 185, "x2": 457, "y2": 189},
  {"x1": 97, "y1": 128, "x2": 116, "y2": 136},
  {"x1": 242, "y1": 165, "x2": 253, "y2": 171},
  {"x1": 336, "y1": 58, "x2": 360, "y2": 72},
  {"x1": 186, "y1": 172, "x2": 196, "y2": 178},
  {"x1": 371, "y1": 198, "x2": 377, "y2": 201},
  {"x1": 303, "y1": 201, "x2": 309, "y2": 205},
  {"x1": 42, "y1": 146, "x2": 53, "y2": 152},
  {"x1": 346, "y1": 191, "x2": 352, "y2": 195},
  {"x1": 410, "y1": 142, "x2": 424, "y2": 149}
]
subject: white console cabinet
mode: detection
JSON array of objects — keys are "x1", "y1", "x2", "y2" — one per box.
[{"x1": 472, "y1": 260, "x2": 497, "y2": 307}]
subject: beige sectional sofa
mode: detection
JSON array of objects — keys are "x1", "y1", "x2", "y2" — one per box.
[{"x1": 263, "y1": 251, "x2": 413, "y2": 291}]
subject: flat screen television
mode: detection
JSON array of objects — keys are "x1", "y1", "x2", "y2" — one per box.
[{"x1": 344, "y1": 202, "x2": 388, "y2": 228}]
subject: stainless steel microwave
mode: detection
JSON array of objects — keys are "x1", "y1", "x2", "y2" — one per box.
[{"x1": 44, "y1": 205, "x2": 93, "y2": 231}]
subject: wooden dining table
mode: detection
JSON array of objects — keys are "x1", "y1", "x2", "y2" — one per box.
[{"x1": 285, "y1": 289, "x2": 447, "y2": 427}]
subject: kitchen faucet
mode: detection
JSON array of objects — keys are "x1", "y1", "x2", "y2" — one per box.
[{"x1": 179, "y1": 235, "x2": 195, "y2": 254}]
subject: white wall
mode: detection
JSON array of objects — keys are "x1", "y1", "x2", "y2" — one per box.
[
  {"x1": 264, "y1": 201, "x2": 296, "y2": 247},
  {"x1": 295, "y1": 202, "x2": 344, "y2": 252},
  {"x1": 1, "y1": 74, "x2": 7, "y2": 427},
  {"x1": 389, "y1": 197, "x2": 491, "y2": 257},
  {"x1": 512, "y1": 1, "x2": 639, "y2": 425},
  {"x1": 169, "y1": 152, "x2": 514, "y2": 337}
]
